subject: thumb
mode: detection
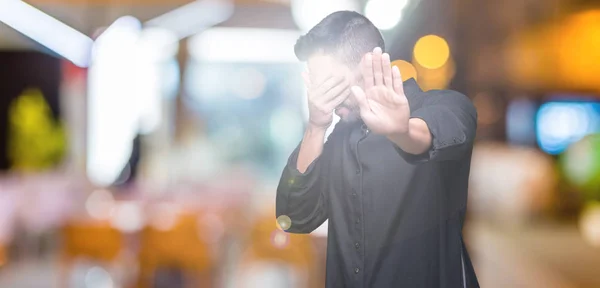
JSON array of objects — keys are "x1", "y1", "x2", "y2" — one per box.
[
  {"x1": 351, "y1": 86, "x2": 371, "y2": 113},
  {"x1": 352, "y1": 86, "x2": 378, "y2": 128}
]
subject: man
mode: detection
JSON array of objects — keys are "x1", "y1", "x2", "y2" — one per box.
[{"x1": 276, "y1": 11, "x2": 479, "y2": 288}]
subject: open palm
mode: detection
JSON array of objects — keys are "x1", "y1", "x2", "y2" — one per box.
[{"x1": 352, "y1": 48, "x2": 410, "y2": 136}]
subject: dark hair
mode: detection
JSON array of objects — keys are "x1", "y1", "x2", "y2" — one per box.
[{"x1": 294, "y1": 11, "x2": 385, "y2": 66}]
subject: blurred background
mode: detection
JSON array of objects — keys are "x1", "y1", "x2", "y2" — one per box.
[{"x1": 0, "y1": 0, "x2": 600, "y2": 287}]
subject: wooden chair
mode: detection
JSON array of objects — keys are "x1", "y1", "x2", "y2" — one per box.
[
  {"x1": 0, "y1": 243, "x2": 6, "y2": 268},
  {"x1": 236, "y1": 211, "x2": 319, "y2": 288},
  {"x1": 137, "y1": 211, "x2": 213, "y2": 288},
  {"x1": 60, "y1": 221, "x2": 123, "y2": 287}
]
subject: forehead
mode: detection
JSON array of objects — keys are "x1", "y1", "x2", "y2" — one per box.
[{"x1": 306, "y1": 52, "x2": 350, "y2": 82}]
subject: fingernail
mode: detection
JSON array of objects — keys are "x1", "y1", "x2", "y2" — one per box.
[
  {"x1": 393, "y1": 66, "x2": 400, "y2": 73},
  {"x1": 373, "y1": 47, "x2": 382, "y2": 53}
]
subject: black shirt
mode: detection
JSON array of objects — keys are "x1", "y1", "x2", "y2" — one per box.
[{"x1": 276, "y1": 79, "x2": 480, "y2": 288}]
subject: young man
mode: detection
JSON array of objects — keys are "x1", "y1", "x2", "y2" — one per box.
[{"x1": 276, "y1": 11, "x2": 479, "y2": 288}]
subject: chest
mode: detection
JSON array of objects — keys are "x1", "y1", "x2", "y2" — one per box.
[{"x1": 325, "y1": 128, "x2": 417, "y2": 199}]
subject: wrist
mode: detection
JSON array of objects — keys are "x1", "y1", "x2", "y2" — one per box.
[
  {"x1": 307, "y1": 123, "x2": 329, "y2": 134},
  {"x1": 388, "y1": 129, "x2": 410, "y2": 146},
  {"x1": 387, "y1": 121, "x2": 411, "y2": 141},
  {"x1": 388, "y1": 118, "x2": 431, "y2": 155}
]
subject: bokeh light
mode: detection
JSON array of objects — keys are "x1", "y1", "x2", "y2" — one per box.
[
  {"x1": 390, "y1": 59, "x2": 417, "y2": 81},
  {"x1": 365, "y1": 0, "x2": 408, "y2": 30},
  {"x1": 412, "y1": 56, "x2": 455, "y2": 91},
  {"x1": 580, "y1": 202, "x2": 600, "y2": 247},
  {"x1": 536, "y1": 102, "x2": 600, "y2": 155},
  {"x1": 276, "y1": 215, "x2": 292, "y2": 231},
  {"x1": 413, "y1": 35, "x2": 450, "y2": 70},
  {"x1": 84, "y1": 266, "x2": 114, "y2": 288},
  {"x1": 504, "y1": 9, "x2": 600, "y2": 92},
  {"x1": 561, "y1": 134, "x2": 600, "y2": 198},
  {"x1": 270, "y1": 229, "x2": 290, "y2": 249},
  {"x1": 149, "y1": 202, "x2": 180, "y2": 231},
  {"x1": 110, "y1": 201, "x2": 144, "y2": 232},
  {"x1": 85, "y1": 189, "x2": 115, "y2": 220},
  {"x1": 555, "y1": 10, "x2": 600, "y2": 90},
  {"x1": 291, "y1": 0, "x2": 360, "y2": 32}
]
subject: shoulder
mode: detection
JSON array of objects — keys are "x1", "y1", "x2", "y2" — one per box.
[
  {"x1": 423, "y1": 89, "x2": 471, "y2": 104},
  {"x1": 421, "y1": 89, "x2": 476, "y2": 115}
]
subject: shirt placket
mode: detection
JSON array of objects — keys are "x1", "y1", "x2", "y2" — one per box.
[{"x1": 351, "y1": 124, "x2": 368, "y2": 286}]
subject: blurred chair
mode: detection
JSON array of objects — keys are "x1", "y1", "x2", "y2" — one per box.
[
  {"x1": 137, "y1": 211, "x2": 213, "y2": 288},
  {"x1": 236, "y1": 211, "x2": 320, "y2": 288},
  {"x1": 0, "y1": 243, "x2": 6, "y2": 268},
  {"x1": 60, "y1": 221, "x2": 123, "y2": 287}
]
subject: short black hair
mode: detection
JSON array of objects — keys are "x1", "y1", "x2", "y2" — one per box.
[{"x1": 294, "y1": 11, "x2": 385, "y2": 66}]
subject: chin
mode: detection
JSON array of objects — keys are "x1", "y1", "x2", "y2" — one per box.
[{"x1": 337, "y1": 108, "x2": 360, "y2": 123}]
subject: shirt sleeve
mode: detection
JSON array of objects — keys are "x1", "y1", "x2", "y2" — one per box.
[
  {"x1": 395, "y1": 90, "x2": 477, "y2": 163},
  {"x1": 275, "y1": 136, "x2": 330, "y2": 234}
]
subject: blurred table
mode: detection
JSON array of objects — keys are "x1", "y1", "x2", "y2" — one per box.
[{"x1": 467, "y1": 221, "x2": 600, "y2": 288}]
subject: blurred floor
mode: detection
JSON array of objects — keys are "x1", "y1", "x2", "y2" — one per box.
[
  {"x1": 0, "y1": 256, "x2": 59, "y2": 288},
  {"x1": 1, "y1": 221, "x2": 600, "y2": 287},
  {"x1": 468, "y1": 221, "x2": 600, "y2": 288}
]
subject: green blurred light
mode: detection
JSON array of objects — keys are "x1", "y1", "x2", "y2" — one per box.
[{"x1": 561, "y1": 134, "x2": 600, "y2": 200}]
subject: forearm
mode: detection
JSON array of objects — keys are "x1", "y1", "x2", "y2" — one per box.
[
  {"x1": 296, "y1": 124, "x2": 327, "y2": 173},
  {"x1": 276, "y1": 124, "x2": 329, "y2": 233},
  {"x1": 387, "y1": 118, "x2": 432, "y2": 155}
]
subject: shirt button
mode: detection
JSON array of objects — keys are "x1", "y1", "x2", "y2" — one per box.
[
  {"x1": 355, "y1": 218, "x2": 361, "y2": 224},
  {"x1": 355, "y1": 242, "x2": 360, "y2": 249},
  {"x1": 354, "y1": 267, "x2": 360, "y2": 274},
  {"x1": 355, "y1": 169, "x2": 360, "y2": 174},
  {"x1": 352, "y1": 193, "x2": 357, "y2": 197}
]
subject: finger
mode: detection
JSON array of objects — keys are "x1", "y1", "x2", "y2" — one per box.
[
  {"x1": 372, "y1": 47, "x2": 383, "y2": 86},
  {"x1": 392, "y1": 65, "x2": 404, "y2": 96},
  {"x1": 362, "y1": 53, "x2": 374, "y2": 89},
  {"x1": 316, "y1": 76, "x2": 345, "y2": 96},
  {"x1": 324, "y1": 89, "x2": 351, "y2": 111},
  {"x1": 351, "y1": 86, "x2": 372, "y2": 113},
  {"x1": 352, "y1": 88, "x2": 378, "y2": 128},
  {"x1": 301, "y1": 71, "x2": 311, "y2": 89},
  {"x1": 382, "y1": 53, "x2": 393, "y2": 90},
  {"x1": 323, "y1": 80, "x2": 349, "y2": 103}
]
